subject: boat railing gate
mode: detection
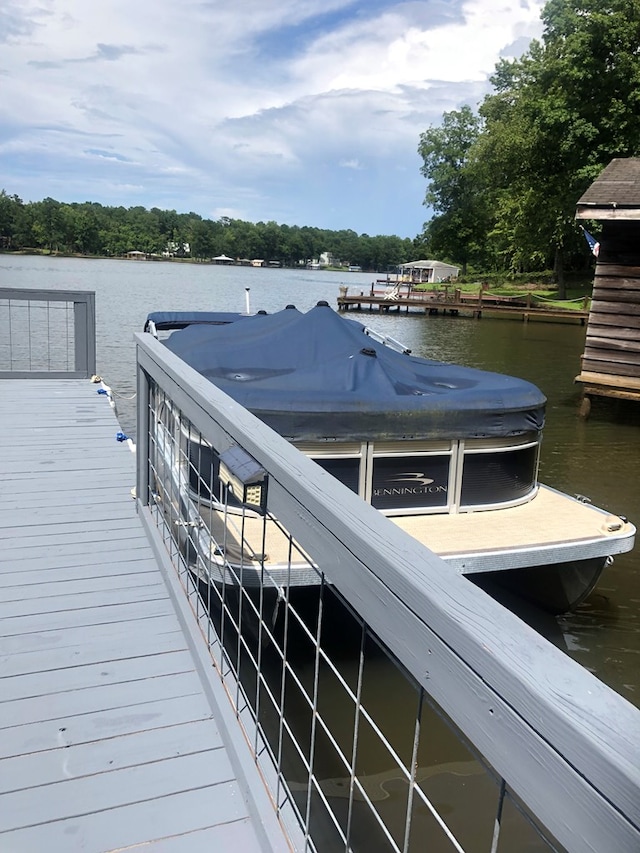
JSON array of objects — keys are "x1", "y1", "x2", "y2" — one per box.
[
  {"x1": 0, "y1": 287, "x2": 96, "y2": 379},
  {"x1": 135, "y1": 332, "x2": 640, "y2": 853}
]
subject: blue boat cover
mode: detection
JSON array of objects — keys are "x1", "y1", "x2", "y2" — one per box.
[
  {"x1": 159, "y1": 303, "x2": 546, "y2": 441},
  {"x1": 145, "y1": 311, "x2": 245, "y2": 331}
]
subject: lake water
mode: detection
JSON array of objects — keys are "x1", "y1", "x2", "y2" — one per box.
[{"x1": 2, "y1": 254, "x2": 639, "y2": 707}]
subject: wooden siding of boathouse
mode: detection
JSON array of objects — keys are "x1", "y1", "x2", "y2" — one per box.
[{"x1": 575, "y1": 159, "x2": 640, "y2": 405}]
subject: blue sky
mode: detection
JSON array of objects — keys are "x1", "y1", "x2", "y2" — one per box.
[{"x1": 0, "y1": 0, "x2": 544, "y2": 238}]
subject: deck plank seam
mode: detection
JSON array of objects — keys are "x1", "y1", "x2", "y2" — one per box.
[{"x1": 0, "y1": 743, "x2": 227, "y2": 796}]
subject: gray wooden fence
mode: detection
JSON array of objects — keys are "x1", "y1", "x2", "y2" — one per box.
[
  {"x1": 0, "y1": 287, "x2": 96, "y2": 378},
  {"x1": 135, "y1": 331, "x2": 640, "y2": 853}
]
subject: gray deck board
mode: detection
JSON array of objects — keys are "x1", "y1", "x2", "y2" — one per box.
[
  {"x1": 0, "y1": 518, "x2": 148, "y2": 543},
  {"x1": 0, "y1": 749, "x2": 236, "y2": 832},
  {"x1": 0, "y1": 720, "x2": 221, "y2": 794},
  {"x1": 0, "y1": 582, "x2": 170, "y2": 617},
  {"x1": 0, "y1": 483, "x2": 136, "y2": 501},
  {"x1": 0, "y1": 786, "x2": 258, "y2": 853},
  {"x1": 0, "y1": 379, "x2": 287, "y2": 852},
  {"x1": 1, "y1": 538, "x2": 153, "y2": 563},
  {"x1": 1, "y1": 614, "x2": 183, "y2": 656},
  {"x1": 0, "y1": 598, "x2": 176, "y2": 636},
  {"x1": 1, "y1": 649, "x2": 195, "y2": 702},
  {"x1": 1, "y1": 501, "x2": 142, "y2": 521},
  {"x1": 0, "y1": 631, "x2": 188, "y2": 678},
  {"x1": 2, "y1": 670, "x2": 205, "y2": 736},
  {"x1": 0, "y1": 549, "x2": 158, "y2": 575},
  {"x1": 0, "y1": 570, "x2": 161, "y2": 597},
  {"x1": 0, "y1": 561, "x2": 159, "y2": 587},
  {"x1": 1, "y1": 456, "x2": 136, "y2": 474},
  {"x1": 2, "y1": 518, "x2": 145, "y2": 554},
  {"x1": 0, "y1": 694, "x2": 214, "y2": 761}
]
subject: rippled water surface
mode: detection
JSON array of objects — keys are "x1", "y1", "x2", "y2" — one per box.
[{"x1": 4, "y1": 255, "x2": 639, "y2": 705}]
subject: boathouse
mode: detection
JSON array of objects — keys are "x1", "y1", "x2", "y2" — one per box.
[
  {"x1": 398, "y1": 258, "x2": 460, "y2": 284},
  {"x1": 575, "y1": 158, "x2": 640, "y2": 408}
]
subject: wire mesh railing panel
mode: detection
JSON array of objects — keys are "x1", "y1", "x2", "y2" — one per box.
[
  {"x1": 142, "y1": 375, "x2": 565, "y2": 853},
  {"x1": 0, "y1": 297, "x2": 74, "y2": 373}
]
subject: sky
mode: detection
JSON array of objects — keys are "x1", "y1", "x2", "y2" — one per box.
[{"x1": 0, "y1": 0, "x2": 545, "y2": 239}]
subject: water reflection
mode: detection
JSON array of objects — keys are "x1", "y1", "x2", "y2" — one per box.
[{"x1": 212, "y1": 581, "x2": 561, "y2": 852}]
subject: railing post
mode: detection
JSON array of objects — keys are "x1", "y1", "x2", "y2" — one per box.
[
  {"x1": 136, "y1": 350, "x2": 150, "y2": 509},
  {"x1": 73, "y1": 293, "x2": 96, "y2": 377}
]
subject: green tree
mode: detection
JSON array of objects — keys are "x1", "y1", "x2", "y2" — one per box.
[
  {"x1": 417, "y1": 106, "x2": 488, "y2": 274},
  {"x1": 13, "y1": 201, "x2": 37, "y2": 248},
  {"x1": 74, "y1": 206, "x2": 102, "y2": 254},
  {"x1": 0, "y1": 193, "x2": 420, "y2": 267},
  {"x1": 0, "y1": 190, "x2": 21, "y2": 248},
  {"x1": 478, "y1": 0, "x2": 640, "y2": 291},
  {"x1": 190, "y1": 219, "x2": 219, "y2": 260},
  {"x1": 278, "y1": 223, "x2": 317, "y2": 266},
  {"x1": 329, "y1": 229, "x2": 360, "y2": 266},
  {"x1": 32, "y1": 197, "x2": 64, "y2": 252},
  {"x1": 418, "y1": 0, "x2": 640, "y2": 290},
  {"x1": 255, "y1": 221, "x2": 285, "y2": 263}
]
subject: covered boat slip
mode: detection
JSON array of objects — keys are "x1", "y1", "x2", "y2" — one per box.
[
  {"x1": 151, "y1": 305, "x2": 635, "y2": 611},
  {"x1": 0, "y1": 379, "x2": 289, "y2": 852}
]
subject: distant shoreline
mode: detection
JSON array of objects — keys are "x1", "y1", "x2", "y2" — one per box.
[{"x1": 0, "y1": 250, "x2": 358, "y2": 273}]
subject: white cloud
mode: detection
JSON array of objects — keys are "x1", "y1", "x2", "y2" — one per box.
[
  {"x1": 0, "y1": 0, "x2": 545, "y2": 236},
  {"x1": 288, "y1": 0, "x2": 543, "y2": 94},
  {"x1": 340, "y1": 159, "x2": 364, "y2": 170}
]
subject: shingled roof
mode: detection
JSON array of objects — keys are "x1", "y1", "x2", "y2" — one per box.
[{"x1": 576, "y1": 158, "x2": 640, "y2": 219}]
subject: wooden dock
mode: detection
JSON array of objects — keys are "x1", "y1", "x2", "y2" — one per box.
[
  {"x1": 0, "y1": 379, "x2": 288, "y2": 852},
  {"x1": 337, "y1": 288, "x2": 589, "y2": 323}
]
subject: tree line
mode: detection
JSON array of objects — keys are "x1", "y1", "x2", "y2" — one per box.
[
  {"x1": 0, "y1": 192, "x2": 417, "y2": 272},
  {"x1": 417, "y1": 0, "x2": 640, "y2": 295}
]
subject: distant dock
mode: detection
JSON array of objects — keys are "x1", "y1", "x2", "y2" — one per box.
[{"x1": 337, "y1": 284, "x2": 589, "y2": 324}]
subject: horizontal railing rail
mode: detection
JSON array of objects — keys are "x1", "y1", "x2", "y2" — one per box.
[
  {"x1": 135, "y1": 330, "x2": 640, "y2": 853},
  {"x1": 0, "y1": 287, "x2": 96, "y2": 378}
]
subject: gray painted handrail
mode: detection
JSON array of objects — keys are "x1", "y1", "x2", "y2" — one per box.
[
  {"x1": 0, "y1": 287, "x2": 96, "y2": 378},
  {"x1": 136, "y1": 331, "x2": 640, "y2": 853}
]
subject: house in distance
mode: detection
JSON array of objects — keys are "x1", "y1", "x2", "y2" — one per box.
[{"x1": 398, "y1": 259, "x2": 461, "y2": 285}]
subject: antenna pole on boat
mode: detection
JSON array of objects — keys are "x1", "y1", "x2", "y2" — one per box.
[{"x1": 245, "y1": 287, "x2": 251, "y2": 315}]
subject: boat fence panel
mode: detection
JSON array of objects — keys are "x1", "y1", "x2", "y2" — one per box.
[
  {"x1": 135, "y1": 332, "x2": 640, "y2": 853},
  {"x1": 0, "y1": 287, "x2": 96, "y2": 378}
]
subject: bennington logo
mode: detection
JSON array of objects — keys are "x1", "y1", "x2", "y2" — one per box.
[
  {"x1": 390, "y1": 472, "x2": 434, "y2": 486},
  {"x1": 373, "y1": 472, "x2": 447, "y2": 497}
]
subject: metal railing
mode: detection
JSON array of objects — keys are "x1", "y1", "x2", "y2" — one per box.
[
  {"x1": 135, "y1": 331, "x2": 640, "y2": 853},
  {"x1": 0, "y1": 287, "x2": 96, "y2": 378}
]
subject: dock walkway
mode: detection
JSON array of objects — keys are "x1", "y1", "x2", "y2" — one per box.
[{"x1": 0, "y1": 379, "x2": 288, "y2": 852}]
